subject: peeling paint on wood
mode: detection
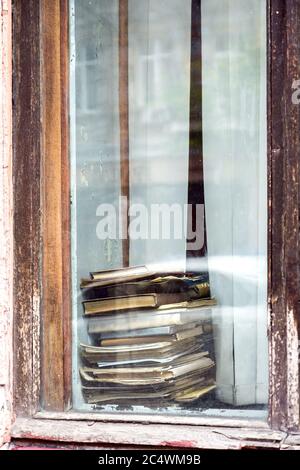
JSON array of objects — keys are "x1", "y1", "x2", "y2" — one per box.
[
  {"x1": 13, "y1": 0, "x2": 71, "y2": 416},
  {"x1": 160, "y1": 441, "x2": 196, "y2": 448},
  {"x1": 0, "y1": 0, "x2": 12, "y2": 446},
  {"x1": 11, "y1": 418, "x2": 286, "y2": 450},
  {"x1": 10, "y1": 440, "x2": 176, "y2": 450},
  {"x1": 268, "y1": 0, "x2": 300, "y2": 432},
  {"x1": 13, "y1": 0, "x2": 41, "y2": 416}
]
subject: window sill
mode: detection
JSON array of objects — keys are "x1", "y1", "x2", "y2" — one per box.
[{"x1": 11, "y1": 416, "x2": 286, "y2": 450}]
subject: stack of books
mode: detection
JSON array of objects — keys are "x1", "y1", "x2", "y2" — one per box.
[{"x1": 79, "y1": 265, "x2": 216, "y2": 407}]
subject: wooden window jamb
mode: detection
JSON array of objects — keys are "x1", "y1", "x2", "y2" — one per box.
[
  {"x1": 268, "y1": 0, "x2": 300, "y2": 432},
  {"x1": 13, "y1": 0, "x2": 41, "y2": 416},
  {"x1": 13, "y1": 0, "x2": 71, "y2": 414},
  {"x1": 40, "y1": 0, "x2": 71, "y2": 412}
]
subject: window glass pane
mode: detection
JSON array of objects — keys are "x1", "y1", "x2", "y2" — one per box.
[{"x1": 70, "y1": 0, "x2": 268, "y2": 418}]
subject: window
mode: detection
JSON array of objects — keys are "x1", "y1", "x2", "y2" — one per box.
[{"x1": 12, "y1": 0, "x2": 300, "y2": 448}]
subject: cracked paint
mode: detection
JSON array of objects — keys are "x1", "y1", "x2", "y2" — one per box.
[{"x1": 0, "y1": 0, "x2": 13, "y2": 447}]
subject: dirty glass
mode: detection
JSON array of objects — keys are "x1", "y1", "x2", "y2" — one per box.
[{"x1": 70, "y1": 0, "x2": 268, "y2": 418}]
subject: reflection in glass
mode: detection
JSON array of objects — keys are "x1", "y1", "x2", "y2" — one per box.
[{"x1": 70, "y1": 0, "x2": 267, "y2": 417}]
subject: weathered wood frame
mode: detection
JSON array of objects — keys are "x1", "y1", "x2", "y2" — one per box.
[
  {"x1": 12, "y1": 0, "x2": 300, "y2": 449},
  {"x1": 268, "y1": 0, "x2": 300, "y2": 431}
]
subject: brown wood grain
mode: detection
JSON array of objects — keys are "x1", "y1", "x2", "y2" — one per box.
[
  {"x1": 119, "y1": 0, "x2": 130, "y2": 267},
  {"x1": 14, "y1": 0, "x2": 71, "y2": 416},
  {"x1": 60, "y1": 0, "x2": 72, "y2": 411},
  {"x1": 40, "y1": 0, "x2": 66, "y2": 411},
  {"x1": 13, "y1": 0, "x2": 42, "y2": 416},
  {"x1": 268, "y1": 0, "x2": 300, "y2": 431}
]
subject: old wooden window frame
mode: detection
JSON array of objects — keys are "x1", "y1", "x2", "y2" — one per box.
[{"x1": 11, "y1": 0, "x2": 300, "y2": 449}]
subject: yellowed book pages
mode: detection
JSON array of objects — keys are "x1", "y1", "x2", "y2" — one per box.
[
  {"x1": 84, "y1": 294, "x2": 157, "y2": 315},
  {"x1": 84, "y1": 293, "x2": 216, "y2": 316},
  {"x1": 158, "y1": 297, "x2": 216, "y2": 311},
  {"x1": 80, "y1": 355, "x2": 214, "y2": 384},
  {"x1": 91, "y1": 265, "x2": 151, "y2": 281},
  {"x1": 100, "y1": 325, "x2": 204, "y2": 346},
  {"x1": 80, "y1": 340, "x2": 185, "y2": 354},
  {"x1": 100, "y1": 336, "x2": 173, "y2": 347},
  {"x1": 175, "y1": 384, "x2": 216, "y2": 402},
  {"x1": 88, "y1": 307, "x2": 213, "y2": 334}
]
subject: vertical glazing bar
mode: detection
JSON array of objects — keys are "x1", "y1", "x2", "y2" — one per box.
[{"x1": 186, "y1": 0, "x2": 208, "y2": 275}]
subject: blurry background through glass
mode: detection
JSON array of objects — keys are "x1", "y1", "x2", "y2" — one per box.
[{"x1": 70, "y1": 0, "x2": 267, "y2": 418}]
